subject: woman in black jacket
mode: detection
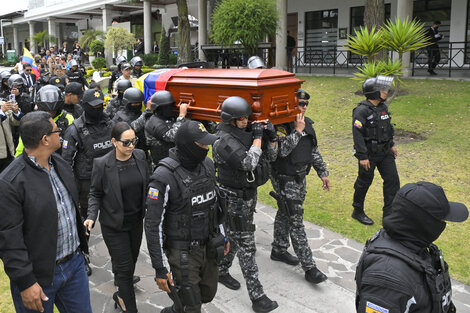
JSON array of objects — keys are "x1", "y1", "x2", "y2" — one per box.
[{"x1": 84, "y1": 122, "x2": 149, "y2": 313}]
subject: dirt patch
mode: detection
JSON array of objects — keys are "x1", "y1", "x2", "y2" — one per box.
[{"x1": 394, "y1": 128, "x2": 426, "y2": 144}]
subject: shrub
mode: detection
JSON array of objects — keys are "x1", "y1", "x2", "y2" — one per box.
[
  {"x1": 91, "y1": 57, "x2": 107, "y2": 70},
  {"x1": 142, "y1": 53, "x2": 159, "y2": 67},
  {"x1": 169, "y1": 54, "x2": 177, "y2": 65},
  {"x1": 142, "y1": 68, "x2": 155, "y2": 74},
  {"x1": 158, "y1": 27, "x2": 170, "y2": 65},
  {"x1": 89, "y1": 40, "x2": 104, "y2": 55},
  {"x1": 102, "y1": 71, "x2": 112, "y2": 77}
]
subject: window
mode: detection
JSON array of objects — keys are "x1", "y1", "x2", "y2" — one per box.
[
  {"x1": 304, "y1": 9, "x2": 338, "y2": 64},
  {"x1": 350, "y1": 4, "x2": 392, "y2": 33}
]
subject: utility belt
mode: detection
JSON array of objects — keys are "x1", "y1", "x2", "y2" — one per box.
[
  {"x1": 274, "y1": 170, "x2": 307, "y2": 185},
  {"x1": 366, "y1": 140, "x2": 392, "y2": 154},
  {"x1": 166, "y1": 239, "x2": 207, "y2": 251},
  {"x1": 219, "y1": 185, "x2": 256, "y2": 201}
]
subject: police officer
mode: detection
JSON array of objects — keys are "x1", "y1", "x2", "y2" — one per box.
[
  {"x1": 66, "y1": 59, "x2": 89, "y2": 88},
  {"x1": 8, "y1": 74, "x2": 34, "y2": 115},
  {"x1": 62, "y1": 89, "x2": 115, "y2": 275},
  {"x1": 145, "y1": 120, "x2": 226, "y2": 313},
  {"x1": 108, "y1": 55, "x2": 127, "y2": 92},
  {"x1": 270, "y1": 89, "x2": 329, "y2": 284},
  {"x1": 352, "y1": 75, "x2": 399, "y2": 225},
  {"x1": 48, "y1": 75, "x2": 66, "y2": 92},
  {"x1": 0, "y1": 71, "x2": 11, "y2": 98},
  {"x1": 426, "y1": 21, "x2": 443, "y2": 75},
  {"x1": 214, "y1": 96, "x2": 278, "y2": 313},
  {"x1": 104, "y1": 79, "x2": 132, "y2": 119},
  {"x1": 145, "y1": 90, "x2": 188, "y2": 165},
  {"x1": 64, "y1": 82, "x2": 84, "y2": 119},
  {"x1": 355, "y1": 181, "x2": 468, "y2": 313},
  {"x1": 15, "y1": 85, "x2": 74, "y2": 157},
  {"x1": 130, "y1": 56, "x2": 144, "y2": 78}
]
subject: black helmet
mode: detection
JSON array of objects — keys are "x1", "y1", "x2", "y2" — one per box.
[
  {"x1": 8, "y1": 74, "x2": 26, "y2": 89},
  {"x1": 35, "y1": 85, "x2": 64, "y2": 112},
  {"x1": 220, "y1": 96, "x2": 252, "y2": 123},
  {"x1": 70, "y1": 59, "x2": 79, "y2": 67},
  {"x1": 123, "y1": 88, "x2": 144, "y2": 104},
  {"x1": 116, "y1": 79, "x2": 132, "y2": 92},
  {"x1": 362, "y1": 75, "x2": 394, "y2": 100},
  {"x1": 116, "y1": 55, "x2": 127, "y2": 65},
  {"x1": 0, "y1": 71, "x2": 11, "y2": 82},
  {"x1": 131, "y1": 56, "x2": 144, "y2": 67},
  {"x1": 150, "y1": 90, "x2": 175, "y2": 110},
  {"x1": 247, "y1": 56, "x2": 265, "y2": 69}
]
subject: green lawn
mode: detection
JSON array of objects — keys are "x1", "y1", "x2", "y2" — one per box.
[
  {"x1": 1, "y1": 77, "x2": 469, "y2": 309},
  {"x1": 258, "y1": 76, "x2": 470, "y2": 285}
]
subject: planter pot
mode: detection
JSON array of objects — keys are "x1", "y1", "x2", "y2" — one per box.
[{"x1": 89, "y1": 55, "x2": 96, "y2": 67}]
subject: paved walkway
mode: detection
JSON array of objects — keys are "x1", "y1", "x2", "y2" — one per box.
[{"x1": 88, "y1": 202, "x2": 470, "y2": 313}]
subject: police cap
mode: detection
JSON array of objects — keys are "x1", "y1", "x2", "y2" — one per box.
[
  {"x1": 82, "y1": 89, "x2": 105, "y2": 106},
  {"x1": 175, "y1": 120, "x2": 217, "y2": 146},
  {"x1": 65, "y1": 82, "x2": 84, "y2": 97},
  {"x1": 49, "y1": 76, "x2": 66, "y2": 90},
  {"x1": 297, "y1": 89, "x2": 310, "y2": 101}
]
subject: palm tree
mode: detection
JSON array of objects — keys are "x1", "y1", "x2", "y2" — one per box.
[{"x1": 79, "y1": 30, "x2": 105, "y2": 50}]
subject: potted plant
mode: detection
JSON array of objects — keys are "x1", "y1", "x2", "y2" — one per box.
[{"x1": 89, "y1": 40, "x2": 104, "y2": 67}]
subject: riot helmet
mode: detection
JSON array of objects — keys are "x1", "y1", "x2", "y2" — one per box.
[
  {"x1": 150, "y1": 90, "x2": 175, "y2": 110},
  {"x1": 131, "y1": 56, "x2": 144, "y2": 67},
  {"x1": 362, "y1": 75, "x2": 394, "y2": 100},
  {"x1": 1, "y1": 71, "x2": 11, "y2": 83},
  {"x1": 123, "y1": 88, "x2": 144, "y2": 105},
  {"x1": 116, "y1": 55, "x2": 127, "y2": 65},
  {"x1": 247, "y1": 56, "x2": 265, "y2": 69},
  {"x1": 35, "y1": 85, "x2": 64, "y2": 113},
  {"x1": 220, "y1": 96, "x2": 252, "y2": 123},
  {"x1": 116, "y1": 79, "x2": 132, "y2": 92},
  {"x1": 8, "y1": 74, "x2": 27, "y2": 89},
  {"x1": 70, "y1": 59, "x2": 79, "y2": 68}
]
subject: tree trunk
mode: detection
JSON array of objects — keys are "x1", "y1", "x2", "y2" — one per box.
[
  {"x1": 177, "y1": 0, "x2": 192, "y2": 64},
  {"x1": 364, "y1": 0, "x2": 386, "y2": 62}
]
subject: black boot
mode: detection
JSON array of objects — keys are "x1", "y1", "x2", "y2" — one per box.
[
  {"x1": 218, "y1": 273, "x2": 241, "y2": 290},
  {"x1": 352, "y1": 208, "x2": 374, "y2": 225},
  {"x1": 270, "y1": 249, "x2": 299, "y2": 266},
  {"x1": 305, "y1": 266, "x2": 328, "y2": 284},
  {"x1": 252, "y1": 295, "x2": 278, "y2": 313}
]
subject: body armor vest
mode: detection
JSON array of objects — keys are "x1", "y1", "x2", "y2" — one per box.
[
  {"x1": 356, "y1": 229, "x2": 453, "y2": 313},
  {"x1": 145, "y1": 115, "x2": 176, "y2": 164},
  {"x1": 72, "y1": 116, "x2": 113, "y2": 179},
  {"x1": 159, "y1": 157, "x2": 218, "y2": 245},
  {"x1": 273, "y1": 118, "x2": 317, "y2": 175},
  {"x1": 358, "y1": 103, "x2": 394, "y2": 144}
]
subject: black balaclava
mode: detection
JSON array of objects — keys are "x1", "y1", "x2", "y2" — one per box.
[
  {"x1": 127, "y1": 103, "x2": 142, "y2": 114},
  {"x1": 174, "y1": 123, "x2": 208, "y2": 170},
  {"x1": 117, "y1": 91, "x2": 124, "y2": 100},
  {"x1": 156, "y1": 105, "x2": 175, "y2": 120},
  {"x1": 83, "y1": 103, "x2": 104, "y2": 124},
  {"x1": 383, "y1": 193, "x2": 446, "y2": 249}
]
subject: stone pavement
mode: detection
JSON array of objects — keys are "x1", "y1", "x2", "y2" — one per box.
[{"x1": 88, "y1": 202, "x2": 470, "y2": 313}]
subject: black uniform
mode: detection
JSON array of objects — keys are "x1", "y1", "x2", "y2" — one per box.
[
  {"x1": 352, "y1": 100, "x2": 399, "y2": 217},
  {"x1": 108, "y1": 68, "x2": 122, "y2": 92},
  {"x1": 145, "y1": 115, "x2": 185, "y2": 165},
  {"x1": 132, "y1": 69, "x2": 143, "y2": 78},
  {"x1": 426, "y1": 26, "x2": 442, "y2": 72},
  {"x1": 355, "y1": 181, "x2": 468, "y2": 313},
  {"x1": 62, "y1": 114, "x2": 114, "y2": 218},
  {"x1": 63, "y1": 103, "x2": 84, "y2": 119},
  {"x1": 104, "y1": 96, "x2": 124, "y2": 120},
  {"x1": 66, "y1": 69, "x2": 89, "y2": 88}
]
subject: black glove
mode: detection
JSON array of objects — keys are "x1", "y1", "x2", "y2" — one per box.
[
  {"x1": 264, "y1": 121, "x2": 277, "y2": 142},
  {"x1": 251, "y1": 122, "x2": 264, "y2": 139}
]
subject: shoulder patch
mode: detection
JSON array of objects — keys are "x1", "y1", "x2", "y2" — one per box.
[
  {"x1": 276, "y1": 126, "x2": 287, "y2": 138},
  {"x1": 354, "y1": 120, "x2": 363, "y2": 129},
  {"x1": 147, "y1": 187, "x2": 159, "y2": 200},
  {"x1": 366, "y1": 301, "x2": 389, "y2": 313},
  {"x1": 62, "y1": 140, "x2": 68, "y2": 149}
]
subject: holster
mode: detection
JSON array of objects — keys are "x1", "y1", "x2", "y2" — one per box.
[{"x1": 206, "y1": 233, "x2": 225, "y2": 262}]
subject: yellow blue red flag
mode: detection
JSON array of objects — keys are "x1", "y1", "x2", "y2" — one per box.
[{"x1": 22, "y1": 47, "x2": 40, "y2": 79}]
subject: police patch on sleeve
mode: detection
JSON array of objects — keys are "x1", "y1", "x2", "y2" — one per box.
[
  {"x1": 365, "y1": 301, "x2": 389, "y2": 313},
  {"x1": 148, "y1": 187, "x2": 159, "y2": 200},
  {"x1": 276, "y1": 126, "x2": 287, "y2": 138},
  {"x1": 62, "y1": 140, "x2": 68, "y2": 149},
  {"x1": 354, "y1": 120, "x2": 363, "y2": 129}
]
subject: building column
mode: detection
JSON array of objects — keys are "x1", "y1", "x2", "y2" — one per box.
[
  {"x1": 143, "y1": 0, "x2": 152, "y2": 54},
  {"x1": 13, "y1": 25, "x2": 19, "y2": 55},
  {"x1": 47, "y1": 17, "x2": 56, "y2": 48},
  {"x1": 29, "y1": 21, "x2": 35, "y2": 53},
  {"x1": 449, "y1": 0, "x2": 466, "y2": 68},
  {"x1": 396, "y1": 0, "x2": 413, "y2": 76},
  {"x1": 102, "y1": 4, "x2": 113, "y2": 66},
  {"x1": 198, "y1": 0, "x2": 207, "y2": 61},
  {"x1": 275, "y1": 0, "x2": 287, "y2": 70}
]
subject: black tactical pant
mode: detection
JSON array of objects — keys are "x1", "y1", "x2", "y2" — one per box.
[
  {"x1": 77, "y1": 178, "x2": 91, "y2": 220},
  {"x1": 353, "y1": 149, "x2": 400, "y2": 218},
  {"x1": 427, "y1": 46, "x2": 441, "y2": 70},
  {"x1": 166, "y1": 247, "x2": 218, "y2": 313}
]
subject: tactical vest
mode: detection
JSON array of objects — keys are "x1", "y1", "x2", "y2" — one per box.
[
  {"x1": 145, "y1": 115, "x2": 175, "y2": 164},
  {"x1": 356, "y1": 229, "x2": 454, "y2": 313},
  {"x1": 56, "y1": 111, "x2": 73, "y2": 131},
  {"x1": 273, "y1": 118, "x2": 317, "y2": 175},
  {"x1": 357, "y1": 103, "x2": 394, "y2": 144},
  {"x1": 215, "y1": 124, "x2": 266, "y2": 189},
  {"x1": 159, "y1": 157, "x2": 218, "y2": 246},
  {"x1": 66, "y1": 71, "x2": 81, "y2": 84},
  {"x1": 72, "y1": 116, "x2": 113, "y2": 179}
]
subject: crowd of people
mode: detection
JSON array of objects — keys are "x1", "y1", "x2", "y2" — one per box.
[{"x1": 0, "y1": 51, "x2": 467, "y2": 313}]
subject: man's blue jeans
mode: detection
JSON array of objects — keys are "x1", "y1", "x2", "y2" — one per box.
[{"x1": 10, "y1": 251, "x2": 92, "y2": 313}]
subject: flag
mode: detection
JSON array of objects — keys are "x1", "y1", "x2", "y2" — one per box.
[
  {"x1": 135, "y1": 68, "x2": 187, "y2": 103},
  {"x1": 22, "y1": 48, "x2": 40, "y2": 79}
]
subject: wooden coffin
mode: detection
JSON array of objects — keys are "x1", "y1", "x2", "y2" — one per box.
[{"x1": 165, "y1": 68, "x2": 304, "y2": 125}]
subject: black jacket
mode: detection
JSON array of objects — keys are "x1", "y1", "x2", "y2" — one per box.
[
  {"x1": 0, "y1": 152, "x2": 88, "y2": 291},
  {"x1": 20, "y1": 73, "x2": 37, "y2": 88},
  {"x1": 88, "y1": 148, "x2": 149, "y2": 229}
]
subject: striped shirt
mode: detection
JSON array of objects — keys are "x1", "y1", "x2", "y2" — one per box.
[{"x1": 29, "y1": 156, "x2": 80, "y2": 260}]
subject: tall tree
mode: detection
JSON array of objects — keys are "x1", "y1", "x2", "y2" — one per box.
[
  {"x1": 177, "y1": 0, "x2": 192, "y2": 64},
  {"x1": 364, "y1": 0, "x2": 386, "y2": 61}
]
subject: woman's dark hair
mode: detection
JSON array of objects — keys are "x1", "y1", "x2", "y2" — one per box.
[
  {"x1": 20, "y1": 111, "x2": 53, "y2": 149},
  {"x1": 111, "y1": 122, "x2": 132, "y2": 141}
]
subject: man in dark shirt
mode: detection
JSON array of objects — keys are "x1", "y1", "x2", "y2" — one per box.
[{"x1": 425, "y1": 21, "x2": 443, "y2": 75}]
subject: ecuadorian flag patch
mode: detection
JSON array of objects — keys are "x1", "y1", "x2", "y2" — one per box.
[
  {"x1": 354, "y1": 120, "x2": 363, "y2": 129},
  {"x1": 62, "y1": 140, "x2": 68, "y2": 149},
  {"x1": 365, "y1": 301, "x2": 389, "y2": 313},
  {"x1": 147, "y1": 187, "x2": 159, "y2": 200}
]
